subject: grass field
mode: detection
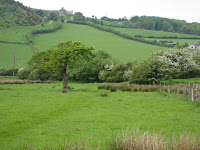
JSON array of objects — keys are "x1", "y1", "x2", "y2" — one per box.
[
  {"x1": 0, "y1": 21, "x2": 57, "y2": 43},
  {"x1": 33, "y1": 23, "x2": 166, "y2": 62},
  {"x1": 0, "y1": 82, "x2": 200, "y2": 149},
  {"x1": 0, "y1": 43, "x2": 33, "y2": 68},
  {"x1": 114, "y1": 27, "x2": 200, "y2": 38}
]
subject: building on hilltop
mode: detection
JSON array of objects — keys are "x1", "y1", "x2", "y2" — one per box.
[
  {"x1": 59, "y1": 7, "x2": 73, "y2": 15},
  {"x1": 44, "y1": 7, "x2": 73, "y2": 15},
  {"x1": 187, "y1": 44, "x2": 200, "y2": 50}
]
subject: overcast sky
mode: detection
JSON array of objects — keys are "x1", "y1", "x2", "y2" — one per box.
[{"x1": 15, "y1": 0, "x2": 200, "y2": 23}]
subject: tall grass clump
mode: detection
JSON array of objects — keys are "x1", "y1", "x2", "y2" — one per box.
[{"x1": 110, "y1": 130, "x2": 200, "y2": 150}]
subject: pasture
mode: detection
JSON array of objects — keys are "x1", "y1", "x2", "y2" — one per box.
[
  {"x1": 0, "y1": 82, "x2": 200, "y2": 149},
  {"x1": 33, "y1": 23, "x2": 166, "y2": 62},
  {"x1": 0, "y1": 43, "x2": 33, "y2": 68},
  {"x1": 0, "y1": 21, "x2": 57, "y2": 43}
]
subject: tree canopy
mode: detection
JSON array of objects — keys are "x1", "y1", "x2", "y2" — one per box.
[{"x1": 28, "y1": 41, "x2": 94, "y2": 91}]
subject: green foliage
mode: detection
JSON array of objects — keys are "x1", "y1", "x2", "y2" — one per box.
[
  {"x1": 0, "y1": 68, "x2": 18, "y2": 76},
  {"x1": 17, "y1": 68, "x2": 32, "y2": 80},
  {"x1": 100, "y1": 62, "x2": 135, "y2": 83},
  {"x1": 69, "y1": 50, "x2": 113, "y2": 82},
  {"x1": 28, "y1": 41, "x2": 94, "y2": 90},
  {"x1": 130, "y1": 49, "x2": 200, "y2": 84},
  {"x1": 74, "y1": 12, "x2": 85, "y2": 21},
  {"x1": 103, "y1": 15, "x2": 200, "y2": 36},
  {"x1": 0, "y1": 0, "x2": 42, "y2": 27}
]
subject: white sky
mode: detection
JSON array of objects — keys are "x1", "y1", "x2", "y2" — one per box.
[{"x1": 15, "y1": 0, "x2": 200, "y2": 23}]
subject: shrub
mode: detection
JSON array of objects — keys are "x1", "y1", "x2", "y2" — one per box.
[
  {"x1": 110, "y1": 86, "x2": 117, "y2": 92},
  {"x1": 130, "y1": 49, "x2": 200, "y2": 84},
  {"x1": 0, "y1": 68, "x2": 19, "y2": 76},
  {"x1": 17, "y1": 68, "x2": 32, "y2": 79}
]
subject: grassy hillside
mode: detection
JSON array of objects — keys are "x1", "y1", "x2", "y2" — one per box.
[
  {"x1": 0, "y1": 43, "x2": 33, "y2": 68},
  {"x1": 33, "y1": 23, "x2": 166, "y2": 62},
  {"x1": 0, "y1": 0, "x2": 42, "y2": 27},
  {"x1": 0, "y1": 21, "x2": 59, "y2": 43},
  {"x1": 0, "y1": 82, "x2": 200, "y2": 149}
]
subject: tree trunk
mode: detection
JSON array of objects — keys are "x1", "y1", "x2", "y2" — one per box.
[{"x1": 62, "y1": 68, "x2": 71, "y2": 92}]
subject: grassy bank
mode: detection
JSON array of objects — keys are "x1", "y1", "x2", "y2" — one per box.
[{"x1": 0, "y1": 82, "x2": 200, "y2": 149}]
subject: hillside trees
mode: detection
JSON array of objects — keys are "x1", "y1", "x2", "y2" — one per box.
[
  {"x1": 28, "y1": 41, "x2": 93, "y2": 91},
  {"x1": 74, "y1": 12, "x2": 85, "y2": 21}
]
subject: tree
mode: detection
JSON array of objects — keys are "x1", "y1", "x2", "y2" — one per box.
[
  {"x1": 28, "y1": 41, "x2": 93, "y2": 91},
  {"x1": 69, "y1": 50, "x2": 113, "y2": 82},
  {"x1": 74, "y1": 12, "x2": 85, "y2": 21}
]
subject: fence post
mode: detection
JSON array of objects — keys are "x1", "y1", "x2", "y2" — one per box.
[
  {"x1": 191, "y1": 85, "x2": 194, "y2": 102},
  {"x1": 168, "y1": 85, "x2": 171, "y2": 98}
]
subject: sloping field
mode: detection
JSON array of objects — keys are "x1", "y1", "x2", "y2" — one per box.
[
  {"x1": 0, "y1": 82, "x2": 200, "y2": 149},
  {"x1": 114, "y1": 27, "x2": 200, "y2": 38},
  {"x1": 33, "y1": 23, "x2": 166, "y2": 62},
  {"x1": 0, "y1": 43, "x2": 33, "y2": 68},
  {"x1": 0, "y1": 21, "x2": 58, "y2": 44}
]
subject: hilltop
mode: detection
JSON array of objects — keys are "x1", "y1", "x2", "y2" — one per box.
[{"x1": 0, "y1": 0, "x2": 42, "y2": 27}]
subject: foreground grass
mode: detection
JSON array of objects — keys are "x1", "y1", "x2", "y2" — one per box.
[
  {"x1": 33, "y1": 23, "x2": 165, "y2": 62},
  {"x1": 0, "y1": 82, "x2": 200, "y2": 149}
]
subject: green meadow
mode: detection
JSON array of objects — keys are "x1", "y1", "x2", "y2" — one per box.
[
  {"x1": 33, "y1": 23, "x2": 166, "y2": 62},
  {"x1": 0, "y1": 21, "x2": 59, "y2": 43},
  {"x1": 0, "y1": 43, "x2": 33, "y2": 68},
  {"x1": 0, "y1": 82, "x2": 200, "y2": 149}
]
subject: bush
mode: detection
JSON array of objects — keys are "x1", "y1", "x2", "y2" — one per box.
[
  {"x1": 0, "y1": 68, "x2": 19, "y2": 76},
  {"x1": 99, "y1": 62, "x2": 136, "y2": 83},
  {"x1": 17, "y1": 68, "x2": 32, "y2": 79},
  {"x1": 130, "y1": 49, "x2": 200, "y2": 84}
]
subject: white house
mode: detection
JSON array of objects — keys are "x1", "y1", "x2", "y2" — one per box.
[{"x1": 187, "y1": 44, "x2": 200, "y2": 50}]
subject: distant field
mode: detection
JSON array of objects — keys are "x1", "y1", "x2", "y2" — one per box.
[
  {"x1": 0, "y1": 82, "x2": 200, "y2": 149},
  {"x1": 114, "y1": 27, "x2": 200, "y2": 38},
  {"x1": 0, "y1": 43, "x2": 33, "y2": 68},
  {"x1": 33, "y1": 23, "x2": 166, "y2": 62},
  {"x1": 0, "y1": 21, "x2": 57, "y2": 43},
  {"x1": 145, "y1": 38, "x2": 200, "y2": 45}
]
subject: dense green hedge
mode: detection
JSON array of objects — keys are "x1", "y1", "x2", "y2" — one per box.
[{"x1": 0, "y1": 40, "x2": 28, "y2": 45}]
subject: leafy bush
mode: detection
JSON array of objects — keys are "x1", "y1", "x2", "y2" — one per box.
[
  {"x1": 0, "y1": 68, "x2": 18, "y2": 76},
  {"x1": 17, "y1": 68, "x2": 32, "y2": 79},
  {"x1": 99, "y1": 62, "x2": 136, "y2": 83},
  {"x1": 69, "y1": 50, "x2": 113, "y2": 82},
  {"x1": 130, "y1": 49, "x2": 200, "y2": 84}
]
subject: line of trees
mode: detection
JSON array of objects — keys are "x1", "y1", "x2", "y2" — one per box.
[{"x1": 105, "y1": 16, "x2": 200, "y2": 36}]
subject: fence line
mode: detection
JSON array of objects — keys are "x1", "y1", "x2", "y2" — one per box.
[{"x1": 160, "y1": 83, "x2": 200, "y2": 103}]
